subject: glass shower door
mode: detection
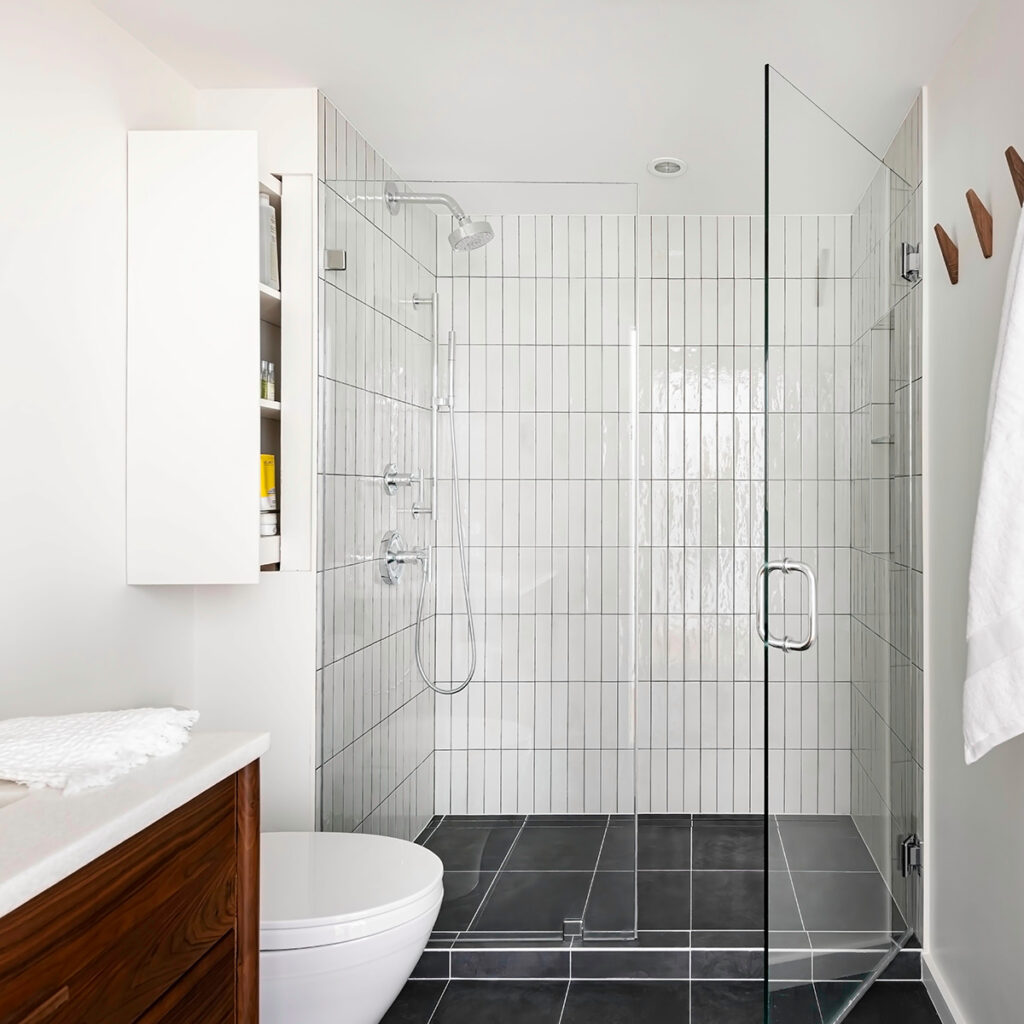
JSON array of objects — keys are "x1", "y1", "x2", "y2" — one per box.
[{"x1": 764, "y1": 67, "x2": 915, "y2": 1022}]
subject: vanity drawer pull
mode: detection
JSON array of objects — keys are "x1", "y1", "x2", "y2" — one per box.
[{"x1": 15, "y1": 987, "x2": 69, "y2": 1024}]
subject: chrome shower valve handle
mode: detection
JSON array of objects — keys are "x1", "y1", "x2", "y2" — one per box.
[{"x1": 379, "y1": 530, "x2": 430, "y2": 585}]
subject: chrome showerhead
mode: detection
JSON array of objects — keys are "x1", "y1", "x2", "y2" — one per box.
[
  {"x1": 449, "y1": 218, "x2": 494, "y2": 252},
  {"x1": 384, "y1": 181, "x2": 494, "y2": 251}
]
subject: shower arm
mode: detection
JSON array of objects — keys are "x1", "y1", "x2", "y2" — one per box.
[{"x1": 384, "y1": 187, "x2": 469, "y2": 222}]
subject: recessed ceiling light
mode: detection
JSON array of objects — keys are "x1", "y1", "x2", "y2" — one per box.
[{"x1": 647, "y1": 157, "x2": 687, "y2": 178}]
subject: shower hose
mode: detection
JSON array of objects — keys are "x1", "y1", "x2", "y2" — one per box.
[{"x1": 413, "y1": 404, "x2": 477, "y2": 695}]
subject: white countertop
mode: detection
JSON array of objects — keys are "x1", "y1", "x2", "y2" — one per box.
[{"x1": 0, "y1": 730, "x2": 269, "y2": 919}]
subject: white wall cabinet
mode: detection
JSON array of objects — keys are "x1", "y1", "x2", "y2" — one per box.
[{"x1": 128, "y1": 130, "x2": 260, "y2": 584}]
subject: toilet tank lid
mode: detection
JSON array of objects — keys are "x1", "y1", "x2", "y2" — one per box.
[{"x1": 260, "y1": 832, "x2": 443, "y2": 931}]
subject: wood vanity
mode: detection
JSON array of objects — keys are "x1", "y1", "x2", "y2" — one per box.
[{"x1": 0, "y1": 745, "x2": 263, "y2": 1024}]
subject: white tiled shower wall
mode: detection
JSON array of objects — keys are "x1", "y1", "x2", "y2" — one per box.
[
  {"x1": 431, "y1": 211, "x2": 855, "y2": 816},
  {"x1": 431, "y1": 215, "x2": 638, "y2": 815},
  {"x1": 315, "y1": 95, "x2": 439, "y2": 841}
]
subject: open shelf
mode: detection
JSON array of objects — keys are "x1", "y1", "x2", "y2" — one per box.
[
  {"x1": 260, "y1": 398, "x2": 281, "y2": 420},
  {"x1": 259, "y1": 175, "x2": 281, "y2": 199},
  {"x1": 259, "y1": 282, "x2": 281, "y2": 325},
  {"x1": 259, "y1": 533, "x2": 280, "y2": 567}
]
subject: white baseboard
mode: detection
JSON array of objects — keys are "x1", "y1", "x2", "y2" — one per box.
[{"x1": 923, "y1": 954, "x2": 968, "y2": 1024}]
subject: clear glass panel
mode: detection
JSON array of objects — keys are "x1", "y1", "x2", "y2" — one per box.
[
  {"x1": 765, "y1": 67, "x2": 916, "y2": 1022},
  {"x1": 320, "y1": 176, "x2": 640, "y2": 942}
]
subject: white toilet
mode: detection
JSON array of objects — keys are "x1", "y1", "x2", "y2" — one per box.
[{"x1": 259, "y1": 831, "x2": 444, "y2": 1024}]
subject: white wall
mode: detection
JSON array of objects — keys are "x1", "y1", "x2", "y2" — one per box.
[
  {"x1": 925, "y1": 1, "x2": 1024, "y2": 1019},
  {"x1": 0, "y1": 0, "x2": 198, "y2": 717},
  {"x1": 0, "y1": 5, "x2": 319, "y2": 836}
]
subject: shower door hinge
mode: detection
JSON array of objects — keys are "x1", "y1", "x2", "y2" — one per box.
[
  {"x1": 900, "y1": 834, "x2": 922, "y2": 877},
  {"x1": 900, "y1": 242, "x2": 921, "y2": 284},
  {"x1": 562, "y1": 917, "x2": 583, "y2": 940}
]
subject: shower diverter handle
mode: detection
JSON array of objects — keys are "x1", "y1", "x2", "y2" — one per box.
[{"x1": 756, "y1": 559, "x2": 817, "y2": 653}]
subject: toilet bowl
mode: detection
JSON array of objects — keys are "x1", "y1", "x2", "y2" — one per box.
[{"x1": 260, "y1": 831, "x2": 444, "y2": 1024}]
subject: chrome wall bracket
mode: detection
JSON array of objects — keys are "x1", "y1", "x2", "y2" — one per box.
[{"x1": 324, "y1": 249, "x2": 347, "y2": 272}]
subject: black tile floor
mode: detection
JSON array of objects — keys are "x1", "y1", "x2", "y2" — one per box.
[
  {"x1": 382, "y1": 980, "x2": 941, "y2": 1024},
  {"x1": 416, "y1": 813, "x2": 906, "y2": 944},
  {"x1": 391, "y1": 813, "x2": 936, "y2": 1023}
]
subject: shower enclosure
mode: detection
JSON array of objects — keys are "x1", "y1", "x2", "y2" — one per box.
[{"x1": 315, "y1": 81, "x2": 924, "y2": 1019}]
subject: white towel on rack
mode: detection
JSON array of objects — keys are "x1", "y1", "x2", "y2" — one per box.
[
  {"x1": 965, "y1": 205, "x2": 1024, "y2": 763},
  {"x1": 0, "y1": 708, "x2": 199, "y2": 794}
]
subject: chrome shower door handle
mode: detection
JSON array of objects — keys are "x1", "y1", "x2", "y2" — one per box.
[{"x1": 756, "y1": 558, "x2": 817, "y2": 653}]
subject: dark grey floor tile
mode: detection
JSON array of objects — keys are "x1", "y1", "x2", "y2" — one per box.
[
  {"x1": 693, "y1": 817, "x2": 777, "y2": 870},
  {"x1": 769, "y1": 982, "x2": 824, "y2": 1024},
  {"x1": 471, "y1": 871, "x2": 591, "y2": 932},
  {"x1": 769, "y1": 872, "x2": 806, "y2": 931},
  {"x1": 595, "y1": 824, "x2": 635, "y2": 870},
  {"x1": 630, "y1": 930, "x2": 691, "y2": 948},
  {"x1": 638, "y1": 820, "x2": 693, "y2": 869},
  {"x1": 571, "y1": 947, "x2": 689, "y2": 979},
  {"x1": 791, "y1": 871, "x2": 894, "y2": 932},
  {"x1": 380, "y1": 980, "x2": 447, "y2": 1023},
  {"x1": 639, "y1": 870, "x2": 692, "y2": 930},
  {"x1": 583, "y1": 871, "x2": 632, "y2": 933},
  {"x1": 692, "y1": 948, "x2": 763, "y2": 980},
  {"x1": 777, "y1": 817, "x2": 878, "y2": 872},
  {"x1": 692, "y1": 871, "x2": 762, "y2": 931},
  {"x1": 562, "y1": 980, "x2": 690, "y2": 1023},
  {"x1": 585, "y1": 873, "x2": 696, "y2": 934},
  {"x1": 817, "y1": 981, "x2": 940, "y2": 1023},
  {"x1": 527, "y1": 814, "x2": 610, "y2": 825},
  {"x1": 597, "y1": 818, "x2": 702, "y2": 871},
  {"x1": 436, "y1": 871, "x2": 495, "y2": 931},
  {"x1": 881, "y1": 949, "x2": 921, "y2": 980},
  {"x1": 411, "y1": 948, "x2": 450, "y2": 979},
  {"x1": 504, "y1": 825, "x2": 606, "y2": 870},
  {"x1": 431, "y1": 980, "x2": 567, "y2": 1023},
  {"x1": 424, "y1": 825, "x2": 521, "y2": 872},
  {"x1": 691, "y1": 871, "x2": 802, "y2": 931},
  {"x1": 691, "y1": 980, "x2": 821, "y2": 1024},
  {"x1": 441, "y1": 815, "x2": 526, "y2": 827},
  {"x1": 692, "y1": 930, "x2": 765, "y2": 949},
  {"x1": 451, "y1": 948, "x2": 569, "y2": 979},
  {"x1": 690, "y1": 980, "x2": 762, "y2": 1024}
]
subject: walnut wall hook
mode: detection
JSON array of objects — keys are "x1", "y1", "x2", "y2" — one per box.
[
  {"x1": 1006, "y1": 146, "x2": 1024, "y2": 206},
  {"x1": 966, "y1": 189, "x2": 993, "y2": 258},
  {"x1": 934, "y1": 223, "x2": 959, "y2": 284}
]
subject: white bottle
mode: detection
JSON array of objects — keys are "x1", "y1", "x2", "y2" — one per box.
[{"x1": 260, "y1": 193, "x2": 280, "y2": 291}]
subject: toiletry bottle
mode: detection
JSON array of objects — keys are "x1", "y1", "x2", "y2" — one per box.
[
  {"x1": 260, "y1": 360, "x2": 269, "y2": 400},
  {"x1": 260, "y1": 194, "x2": 280, "y2": 291},
  {"x1": 267, "y1": 362, "x2": 276, "y2": 402}
]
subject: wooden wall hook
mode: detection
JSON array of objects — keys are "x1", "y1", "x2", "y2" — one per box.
[
  {"x1": 1007, "y1": 146, "x2": 1024, "y2": 206},
  {"x1": 966, "y1": 189, "x2": 994, "y2": 258},
  {"x1": 934, "y1": 223, "x2": 959, "y2": 284}
]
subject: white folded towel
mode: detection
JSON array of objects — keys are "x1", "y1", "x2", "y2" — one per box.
[
  {"x1": 965, "y1": 205, "x2": 1024, "y2": 763},
  {"x1": 0, "y1": 708, "x2": 199, "y2": 794}
]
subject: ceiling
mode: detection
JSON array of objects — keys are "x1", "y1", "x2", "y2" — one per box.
[{"x1": 94, "y1": 0, "x2": 976, "y2": 213}]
